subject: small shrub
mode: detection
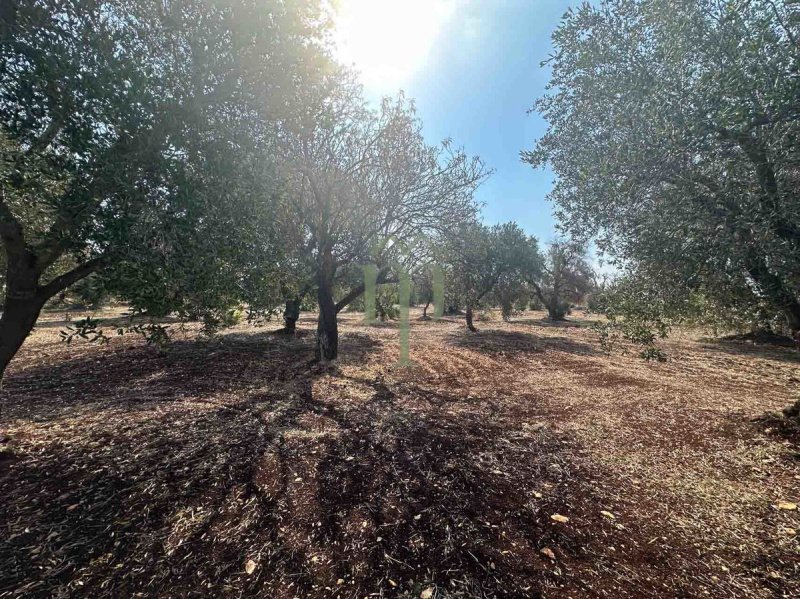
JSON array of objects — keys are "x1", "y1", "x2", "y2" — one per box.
[
  {"x1": 347, "y1": 296, "x2": 365, "y2": 312},
  {"x1": 639, "y1": 345, "x2": 667, "y2": 362},
  {"x1": 592, "y1": 318, "x2": 668, "y2": 362},
  {"x1": 501, "y1": 300, "x2": 515, "y2": 322},
  {"x1": 376, "y1": 286, "x2": 399, "y2": 321}
]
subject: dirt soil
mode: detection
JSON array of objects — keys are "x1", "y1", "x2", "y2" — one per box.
[{"x1": 1, "y1": 308, "x2": 798, "y2": 598}]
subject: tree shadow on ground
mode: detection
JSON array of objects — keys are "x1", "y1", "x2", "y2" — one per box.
[
  {"x1": 448, "y1": 329, "x2": 543, "y2": 357},
  {"x1": 0, "y1": 330, "x2": 698, "y2": 598},
  {"x1": 698, "y1": 338, "x2": 800, "y2": 365},
  {"x1": 0, "y1": 329, "x2": 379, "y2": 424},
  {"x1": 513, "y1": 316, "x2": 596, "y2": 329},
  {"x1": 449, "y1": 329, "x2": 598, "y2": 358}
]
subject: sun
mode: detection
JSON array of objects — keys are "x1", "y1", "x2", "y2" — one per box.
[{"x1": 333, "y1": 0, "x2": 457, "y2": 95}]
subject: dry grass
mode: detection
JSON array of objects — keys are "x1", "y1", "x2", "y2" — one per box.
[{"x1": 0, "y1": 307, "x2": 798, "y2": 598}]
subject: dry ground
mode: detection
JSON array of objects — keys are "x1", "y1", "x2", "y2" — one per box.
[{"x1": 0, "y1": 308, "x2": 798, "y2": 598}]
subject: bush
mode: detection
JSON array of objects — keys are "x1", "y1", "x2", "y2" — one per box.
[
  {"x1": 376, "y1": 285, "x2": 399, "y2": 321},
  {"x1": 347, "y1": 295, "x2": 365, "y2": 312},
  {"x1": 592, "y1": 318, "x2": 668, "y2": 362},
  {"x1": 514, "y1": 296, "x2": 530, "y2": 313},
  {"x1": 501, "y1": 300, "x2": 515, "y2": 321},
  {"x1": 548, "y1": 300, "x2": 571, "y2": 320},
  {"x1": 586, "y1": 292, "x2": 606, "y2": 314}
]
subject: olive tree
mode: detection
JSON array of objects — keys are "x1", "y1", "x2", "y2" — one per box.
[
  {"x1": 444, "y1": 221, "x2": 539, "y2": 331},
  {"x1": 413, "y1": 265, "x2": 439, "y2": 320},
  {"x1": 529, "y1": 241, "x2": 593, "y2": 321},
  {"x1": 277, "y1": 74, "x2": 487, "y2": 361},
  {"x1": 0, "y1": 0, "x2": 327, "y2": 377},
  {"x1": 526, "y1": 0, "x2": 800, "y2": 337}
]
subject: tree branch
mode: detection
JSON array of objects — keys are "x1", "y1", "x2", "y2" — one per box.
[
  {"x1": 37, "y1": 257, "x2": 105, "y2": 299},
  {"x1": 335, "y1": 266, "x2": 396, "y2": 313},
  {"x1": 715, "y1": 125, "x2": 800, "y2": 243}
]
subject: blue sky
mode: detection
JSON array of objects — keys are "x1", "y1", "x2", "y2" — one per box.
[{"x1": 335, "y1": 0, "x2": 575, "y2": 245}]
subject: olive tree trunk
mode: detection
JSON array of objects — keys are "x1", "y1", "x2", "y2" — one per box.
[
  {"x1": 0, "y1": 294, "x2": 46, "y2": 380},
  {"x1": 465, "y1": 305, "x2": 477, "y2": 332},
  {"x1": 0, "y1": 250, "x2": 101, "y2": 381},
  {"x1": 283, "y1": 297, "x2": 301, "y2": 333},
  {"x1": 315, "y1": 249, "x2": 338, "y2": 362}
]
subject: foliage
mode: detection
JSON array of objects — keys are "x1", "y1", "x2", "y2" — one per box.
[
  {"x1": 476, "y1": 309, "x2": 493, "y2": 322},
  {"x1": 275, "y1": 71, "x2": 487, "y2": 358},
  {"x1": 444, "y1": 222, "x2": 540, "y2": 312},
  {"x1": 592, "y1": 320, "x2": 668, "y2": 362},
  {"x1": 344, "y1": 283, "x2": 400, "y2": 320},
  {"x1": 60, "y1": 317, "x2": 110, "y2": 345},
  {"x1": 60, "y1": 315, "x2": 172, "y2": 351},
  {"x1": 68, "y1": 274, "x2": 110, "y2": 310},
  {"x1": 0, "y1": 0, "x2": 331, "y2": 373},
  {"x1": 529, "y1": 240, "x2": 593, "y2": 320},
  {"x1": 590, "y1": 276, "x2": 671, "y2": 361},
  {"x1": 375, "y1": 285, "x2": 400, "y2": 321},
  {"x1": 492, "y1": 273, "x2": 531, "y2": 321},
  {"x1": 413, "y1": 266, "x2": 436, "y2": 314},
  {"x1": 526, "y1": 0, "x2": 800, "y2": 336}
]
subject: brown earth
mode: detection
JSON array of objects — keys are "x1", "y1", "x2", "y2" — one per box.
[{"x1": 0, "y1": 308, "x2": 798, "y2": 598}]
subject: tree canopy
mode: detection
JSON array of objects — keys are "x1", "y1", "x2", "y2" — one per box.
[
  {"x1": 525, "y1": 0, "x2": 800, "y2": 336},
  {"x1": 275, "y1": 72, "x2": 487, "y2": 359},
  {"x1": 0, "y1": 0, "x2": 330, "y2": 375},
  {"x1": 530, "y1": 240, "x2": 593, "y2": 321},
  {"x1": 442, "y1": 221, "x2": 539, "y2": 331}
]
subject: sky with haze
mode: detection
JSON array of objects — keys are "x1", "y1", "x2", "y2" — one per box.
[{"x1": 334, "y1": 0, "x2": 576, "y2": 246}]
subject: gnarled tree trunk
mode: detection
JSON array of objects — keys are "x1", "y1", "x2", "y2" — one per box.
[
  {"x1": 0, "y1": 293, "x2": 46, "y2": 381},
  {"x1": 465, "y1": 305, "x2": 477, "y2": 332},
  {"x1": 283, "y1": 297, "x2": 301, "y2": 333},
  {"x1": 746, "y1": 258, "x2": 800, "y2": 339},
  {"x1": 0, "y1": 248, "x2": 102, "y2": 380},
  {"x1": 783, "y1": 301, "x2": 800, "y2": 339},
  {"x1": 0, "y1": 247, "x2": 44, "y2": 380},
  {"x1": 546, "y1": 302, "x2": 566, "y2": 321}
]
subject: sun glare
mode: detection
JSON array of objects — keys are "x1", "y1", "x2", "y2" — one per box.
[{"x1": 333, "y1": 0, "x2": 457, "y2": 95}]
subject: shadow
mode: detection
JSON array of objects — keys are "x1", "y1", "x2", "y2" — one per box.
[
  {"x1": 449, "y1": 329, "x2": 598, "y2": 358},
  {"x1": 513, "y1": 317, "x2": 596, "y2": 329},
  {"x1": 0, "y1": 329, "x2": 665, "y2": 598},
  {"x1": 0, "y1": 329, "x2": 381, "y2": 423},
  {"x1": 719, "y1": 331, "x2": 796, "y2": 348},
  {"x1": 448, "y1": 329, "x2": 543, "y2": 357},
  {"x1": 753, "y1": 412, "x2": 800, "y2": 448},
  {"x1": 2, "y1": 329, "x2": 786, "y2": 597},
  {"x1": 699, "y1": 338, "x2": 800, "y2": 365}
]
